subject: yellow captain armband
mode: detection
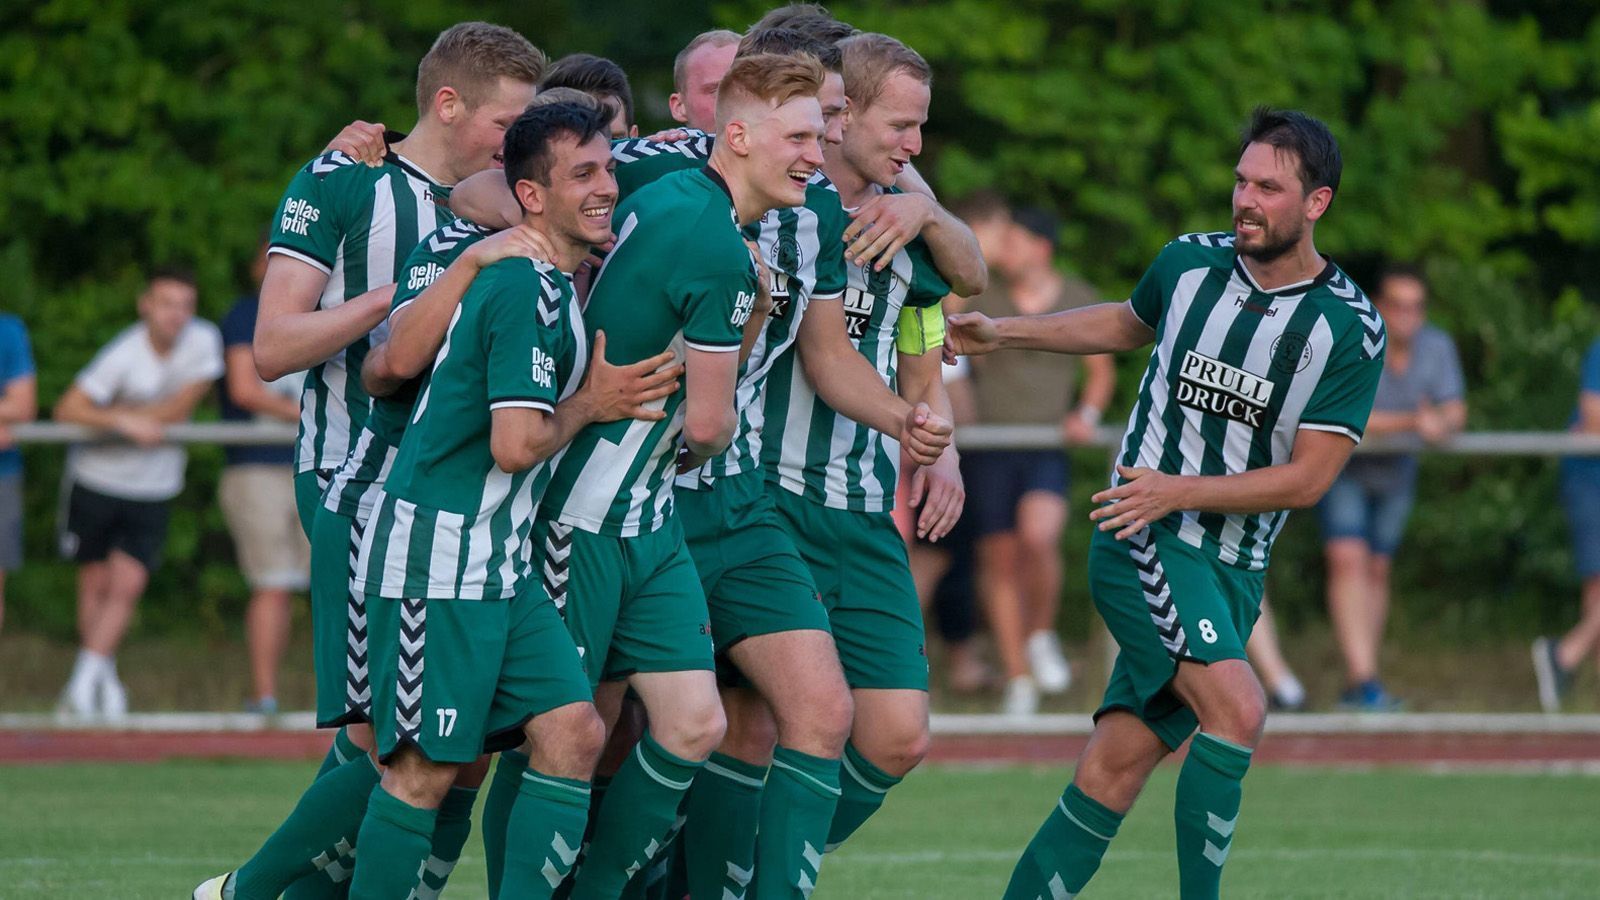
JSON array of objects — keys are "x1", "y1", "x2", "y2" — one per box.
[{"x1": 895, "y1": 301, "x2": 946, "y2": 355}]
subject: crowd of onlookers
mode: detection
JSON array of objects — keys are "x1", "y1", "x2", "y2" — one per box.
[{"x1": 2, "y1": 206, "x2": 1598, "y2": 717}]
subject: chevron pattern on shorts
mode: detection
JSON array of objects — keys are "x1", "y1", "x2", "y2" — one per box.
[
  {"x1": 543, "y1": 523, "x2": 574, "y2": 612},
  {"x1": 395, "y1": 598, "x2": 426, "y2": 743},
  {"x1": 345, "y1": 517, "x2": 371, "y2": 714},
  {"x1": 1127, "y1": 528, "x2": 1189, "y2": 659}
]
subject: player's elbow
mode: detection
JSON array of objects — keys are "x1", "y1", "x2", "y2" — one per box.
[
  {"x1": 253, "y1": 344, "x2": 292, "y2": 384},
  {"x1": 490, "y1": 430, "x2": 538, "y2": 474},
  {"x1": 949, "y1": 259, "x2": 988, "y2": 298},
  {"x1": 1287, "y1": 468, "x2": 1340, "y2": 509},
  {"x1": 683, "y1": 409, "x2": 735, "y2": 458}
]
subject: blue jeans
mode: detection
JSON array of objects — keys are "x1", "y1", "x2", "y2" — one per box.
[{"x1": 1316, "y1": 468, "x2": 1417, "y2": 557}]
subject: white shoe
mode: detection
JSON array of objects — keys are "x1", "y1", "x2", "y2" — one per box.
[
  {"x1": 192, "y1": 872, "x2": 230, "y2": 900},
  {"x1": 99, "y1": 673, "x2": 129, "y2": 720},
  {"x1": 57, "y1": 671, "x2": 99, "y2": 718},
  {"x1": 1027, "y1": 630, "x2": 1072, "y2": 694},
  {"x1": 1001, "y1": 675, "x2": 1039, "y2": 717}
]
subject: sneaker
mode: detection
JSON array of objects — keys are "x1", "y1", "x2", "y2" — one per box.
[
  {"x1": 245, "y1": 696, "x2": 279, "y2": 716},
  {"x1": 1001, "y1": 675, "x2": 1039, "y2": 717},
  {"x1": 192, "y1": 873, "x2": 231, "y2": 900},
  {"x1": 57, "y1": 672, "x2": 98, "y2": 718},
  {"x1": 1531, "y1": 636, "x2": 1573, "y2": 713},
  {"x1": 1267, "y1": 674, "x2": 1307, "y2": 712},
  {"x1": 1026, "y1": 630, "x2": 1072, "y2": 695},
  {"x1": 98, "y1": 673, "x2": 129, "y2": 720},
  {"x1": 1337, "y1": 680, "x2": 1402, "y2": 712}
]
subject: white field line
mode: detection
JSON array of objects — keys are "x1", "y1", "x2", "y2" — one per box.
[
  {"x1": 826, "y1": 846, "x2": 1600, "y2": 869},
  {"x1": 3, "y1": 710, "x2": 1600, "y2": 735}
]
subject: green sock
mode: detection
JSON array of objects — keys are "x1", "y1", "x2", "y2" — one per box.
[
  {"x1": 567, "y1": 733, "x2": 704, "y2": 900},
  {"x1": 278, "y1": 729, "x2": 367, "y2": 900},
  {"x1": 233, "y1": 754, "x2": 380, "y2": 899},
  {"x1": 1002, "y1": 782, "x2": 1123, "y2": 899},
  {"x1": 630, "y1": 798, "x2": 686, "y2": 900},
  {"x1": 551, "y1": 775, "x2": 609, "y2": 900},
  {"x1": 412, "y1": 785, "x2": 476, "y2": 898},
  {"x1": 499, "y1": 768, "x2": 591, "y2": 900},
  {"x1": 682, "y1": 752, "x2": 767, "y2": 900},
  {"x1": 484, "y1": 750, "x2": 530, "y2": 899},
  {"x1": 1175, "y1": 733, "x2": 1253, "y2": 900},
  {"x1": 755, "y1": 746, "x2": 840, "y2": 900},
  {"x1": 825, "y1": 742, "x2": 900, "y2": 850},
  {"x1": 347, "y1": 786, "x2": 437, "y2": 900}
]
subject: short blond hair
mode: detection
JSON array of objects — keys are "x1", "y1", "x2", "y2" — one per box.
[
  {"x1": 714, "y1": 52, "x2": 826, "y2": 126},
  {"x1": 673, "y1": 30, "x2": 742, "y2": 94},
  {"x1": 416, "y1": 22, "x2": 547, "y2": 116},
  {"x1": 838, "y1": 33, "x2": 930, "y2": 109}
]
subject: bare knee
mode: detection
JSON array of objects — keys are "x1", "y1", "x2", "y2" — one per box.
[
  {"x1": 526, "y1": 702, "x2": 607, "y2": 779},
  {"x1": 720, "y1": 692, "x2": 779, "y2": 763},
  {"x1": 381, "y1": 746, "x2": 458, "y2": 809},
  {"x1": 1071, "y1": 712, "x2": 1169, "y2": 813},
  {"x1": 854, "y1": 718, "x2": 929, "y2": 778},
  {"x1": 772, "y1": 683, "x2": 853, "y2": 757},
  {"x1": 655, "y1": 696, "x2": 727, "y2": 761},
  {"x1": 1324, "y1": 539, "x2": 1368, "y2": 576}
]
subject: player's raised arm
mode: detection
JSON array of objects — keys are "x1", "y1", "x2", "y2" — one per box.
[
  {"x1": 943, "y1": 300, "x2": 1154, "y2": 364},
  {"x1": 448, "y1": 168, "x2": 523, "y2": 230},
  {"x1": 255, "y1": 259, "x2": 394, "y2": 382}
]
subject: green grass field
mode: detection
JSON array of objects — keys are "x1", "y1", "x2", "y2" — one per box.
[{"x1": 4, "y1": 761, "x2": 1598, "y2": 898}]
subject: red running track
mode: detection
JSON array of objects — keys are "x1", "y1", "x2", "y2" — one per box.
[{"x1": 1, "y1": 729, "x2": 1596, "y2": 766}]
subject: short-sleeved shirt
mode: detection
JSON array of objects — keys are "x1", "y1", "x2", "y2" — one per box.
[
  {"x1": 763, "y1": 186, "x2": 953, "y2": 513},
  {"x1": 0, "y1": 315, "x2": 35, "y2": 478},
  {"x1": 1343, "y1": 323, "x2": 1465, "y2": 489},
  {"x1": 967, "y1": 273, "x2": 1099, "y2": 425},
  {"x1": 608, "y1": 134, "x2": 851, "y2": 486},
  {"x1": 267, "y1": 143, "x2": 454, "y2": 475},
  {"x1": 1116, "y1": 231, "x2": 1386, "y2": 571},
  {"x1": 323, "y1": 219, "x2": 490, "y2": 521},
  {"x1": 218, "y1": 295, "x2": 299, "y2": 467},
  {"x1": 539, "y1": 167, "x2": 756, "y2": 537},
  {"x1": 68, "y1": 319, "x2": 226, "y2": 501},
  {"x1": 1564, "y1": 339, "x2": 1600, "y2": 482},
  {"x1": 356, "y1": 259, "x2": 586, "y2": 601}
]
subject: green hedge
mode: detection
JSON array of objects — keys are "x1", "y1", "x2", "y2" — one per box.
[{"x1": 4, "y1": 0, "x2": 1599, "y2": 640}]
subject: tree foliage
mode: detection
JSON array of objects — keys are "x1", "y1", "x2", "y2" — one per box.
[{"x1": 3, "y1": 0, "x2": 1598, "y2": 639}]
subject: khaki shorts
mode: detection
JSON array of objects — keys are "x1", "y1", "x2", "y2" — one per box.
[{"x1": 220, "y1": 464, "x2": 311, "y2": 591}]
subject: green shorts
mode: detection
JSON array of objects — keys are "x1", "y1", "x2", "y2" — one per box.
[
  {"x1": 535, "y1": 513, "x2": 715, "y2": 686},
  {"x1": 770, "y1": 486, "x2": 928, "y2": 691},
  {"x1": 366, "y1": 582, "x2": 592, "y2": 765},
  {"x1": 1090, "y1": 525, "x2": 1264, "y2": 750},
  {"x1": 681, "y1": 470, "x2": 830, "y2": 658},
  {"x1": 309, "y1": 503, "x2": 370, "y2": 729},
  {"x1": 293, "y1": 468, "x2": 331, "y2": 540}
]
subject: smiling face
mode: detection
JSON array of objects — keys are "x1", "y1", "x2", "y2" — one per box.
[
  {"x1": 448, "y1": 75, "x2": 539, "y2": 173},
  {"x1": 839, "y1": 70, "x2": 929, "y2": 188},
  {"x1": 522, "y1": 132, "x2": 618, "y2": 252},
  {"x1": 818, "y1": 70, "x2": 848, "y2": 146},
  {"x1": 1232, "y1": 141, "x2": 1330, "y2": 263},
  {"x1": 743, "y1": 95, "x2": 828, "y2": 210}
]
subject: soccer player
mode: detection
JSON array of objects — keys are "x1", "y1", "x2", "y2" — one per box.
[
  {"x1": 331, "y1": 99, "x2": 651, "y2": 900},
  {"x1": 527, "y1": 53, "x2": 826, "y2": 899},
  {"x1": 203, "y1": 21, "x2": 543, "y2": 900},
  {"x1": 946, "y1": 108, "x2": 1385, "y2": 899},
  {"x1": 541, "y1": 54, "x2": 638, "y2": 139},
  {"x1": 670, "y1": 30, "x2": 742, "y2": 131}
]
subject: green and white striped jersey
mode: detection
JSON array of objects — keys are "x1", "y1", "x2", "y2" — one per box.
[
  {"x1": 268, "y1": 145, "x2": 453, "y2": 474},
  {"x1": 762, "y1": 187, "x2": 952, "y2": 512},
  {"x1": 539, "y1": 167, "x2": 755, "y2": 537},
  {"x1": 1117, "y1": 231, "x2": 1386, "y2": 571},
  {"x1": 355, "y1": 259, "x2": 586, "y2": 600},
  {"x1": 323, "y1": 218, "x2": 489, "y2": 521}
]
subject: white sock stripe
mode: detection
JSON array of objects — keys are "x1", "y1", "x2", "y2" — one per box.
[
  {"x1": 771, "y1": 758, "x2": 843, "y2": 797},
  {"x1": 840, "y1": 753, "x2": 891, "y2": 795},
  {"x1": 704, "y1": 759, "x2": 767, "y2": 790},
  {"x1": 634, "y1": 743, "x2": 695, "y2": 791},
  {"x1": 520, "y1": 770, "x2": 592, "y2": 799},
  {"x1": 1058, "y1": 798, "x2": 1115, "y2": 842}
]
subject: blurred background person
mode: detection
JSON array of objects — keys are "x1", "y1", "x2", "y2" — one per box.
[
  {"x1": 54, "y1": 267, "x2": 224, "y2": 718},
  {"x1": 1534, "y1": 335, "x2": 1600, "y2": 711},
  {"x1": 217, "y1": 242, "x2": 309, "y2": 715},
  {"x1": 959, "y1": 196, "x2": 1115, "y2": 714},
  {"x1": 1246, "y1": 597, "x2": 1307, "y2": 711},
  {"x1": 1317, "y1": 264, "x2": 1465, "y2": 710},
  {"x1": 0, "y1": 308, "x2": 36, "y2": 638}
]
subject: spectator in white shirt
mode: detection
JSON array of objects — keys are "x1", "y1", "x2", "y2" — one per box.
[{"x1": 53, "y1": 267, "x2": 224, "y2": 718}]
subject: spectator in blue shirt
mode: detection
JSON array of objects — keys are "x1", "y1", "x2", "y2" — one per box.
[
  {"x1": 0, "y1": 314, "x2": 38, "y2": 636},
  {"x1": 1534, "y1": 338, "x2": 1600, "y2": 711},
  {"x1": 217, "y1": 243, "x2": 308, "y2": 715},
  {"x1": 1318, "y1": 265, "x2": 1466, "y2": 710}
]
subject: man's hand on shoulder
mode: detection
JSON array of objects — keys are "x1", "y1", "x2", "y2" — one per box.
[
  {"x1": 843, "y1": 192, "x2": 936, "y2": 271},
  {"x1": 325, "y1": 121, "x2": 387, "y2": 167},
  {"x1": 466, "y1": 225, "x2": 556, "y2": 271}
]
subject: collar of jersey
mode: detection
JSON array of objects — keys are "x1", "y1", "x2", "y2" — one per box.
[
  {"x1": 1231, "y1": 253, "x2": 1336, "y2": 296},
  {"x1": 698, "y1": 164, "x2": 739, "y2": 226},
  {"x1": 380, "y1": 131, "x2": 448, "y2": 188}
]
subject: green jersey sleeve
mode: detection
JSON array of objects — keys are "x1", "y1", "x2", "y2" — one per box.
[
  {"x1": 612, "y1": 134, "x2": 713, "y2": 202},
  {"x1": 268, "y1": 152, "x2": 358, "y2": 273},
  {"x1": 483, "y1": 264, "x2": 565, "y2": 414},
  {"x1": 904, "y1": 237, "x2": 953, "y2": 309},
  {"x1": 393, "y1": 220, "x2": 488, "y2": 314},
  {"x1": 1299, "y1": 322, "x2": 1385, "y2": 444},
  {"x1": 1128, "y1": 245, "x2": 1176, "y2": 329},
  {"x1": 813, "y1": 196, "x2": 849, "y2": 299},
  {"x1": 677, "y1": 267, "x2": 755, "y2": 353}
]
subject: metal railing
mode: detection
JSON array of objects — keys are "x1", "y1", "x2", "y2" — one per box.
[{"x1": 12, "y1": 421, "x2": 1597, "y2": 456}]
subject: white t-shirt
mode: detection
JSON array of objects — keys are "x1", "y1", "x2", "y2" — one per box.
[{"x1": 67, "y1": 319, "x2": 225, "y2": 501}]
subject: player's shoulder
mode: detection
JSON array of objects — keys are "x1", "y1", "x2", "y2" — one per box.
[
  {"x1": 416, "y1": 218, "x2": 491, "y2": 258},
  {"x1": 804, "y1": 171, "x2": 845, "y2": 215},
  {"x1": 1310, "y1": 265, "x2": 1386, "y2": 360},
  {"x1": 292, "y1": 149, "x2": 376, "y2": 185},
  {"x1": 610, "y1": 132, "x2": 714, "y2": 165},
  {"x1": 1161, "y1": 231, "x2": 1239, "y2": 265}
]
